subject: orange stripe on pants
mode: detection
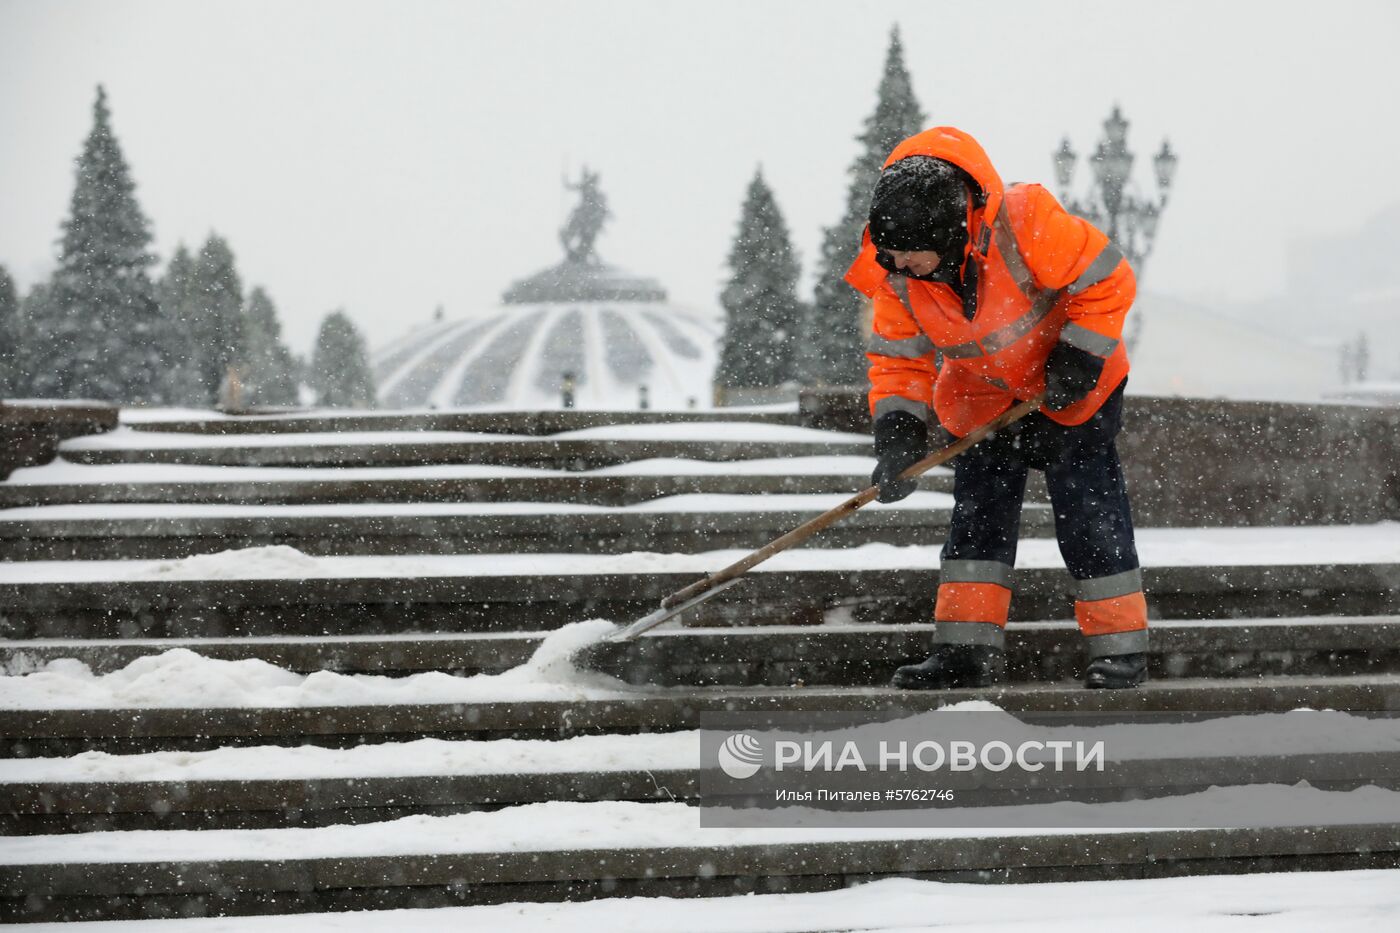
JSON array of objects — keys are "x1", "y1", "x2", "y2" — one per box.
[
  {"x1": 935, "y1": 582, "x2": 1012, "y2": 626},
  {"x1": 1075, "y1": 591, "x2": 1148, "y2": 637}
]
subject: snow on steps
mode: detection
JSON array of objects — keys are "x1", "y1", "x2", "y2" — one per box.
[
  {"x1": 120, "y1": 407, "x2": 805, "y2": 436},
  {"x1": 16, "y1": 871, "x2": 1400, "y2": 933},
  {"x1": 7, "y1": 800, "x2": 1400, "y2": 922},
  {"x1": 8, "y1": 671, "x2": 1400, "y2": 757},
  {"x1": 9, "y1": 708, "x2": 1400, "y2": 834},
  {"x1": 0, "y1": 492, "x2": 991, "y2": 560},
  {"x1": 5, "y1": 617, "x2": 1400, "y2": 684},
  {"x1": 57, "y1": 423, "x2": 872, "y2": 469},
  {"x1": 2, "y1": 535, "x2": 1397, "y2": 639},
  {"x1": 0, "y1": 455, "x2": 952, "y2": 508},
  {"x1": 4, "y1": 409, "x2": 1400, "y2": 922}
]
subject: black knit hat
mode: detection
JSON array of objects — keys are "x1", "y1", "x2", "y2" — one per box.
[{"x1": 868, "y1": 156, "x2": 971, "y2": 253}]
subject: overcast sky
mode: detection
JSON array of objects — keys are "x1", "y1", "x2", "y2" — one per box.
[{"x1": 3, "y1": 0, "x2": 1397, "y2": 355}]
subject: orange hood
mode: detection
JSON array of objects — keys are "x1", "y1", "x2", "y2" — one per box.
[{"x1": 846, "y1": 126, "x2": 1004, "y2": 297}]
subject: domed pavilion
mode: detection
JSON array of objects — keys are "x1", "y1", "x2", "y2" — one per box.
[{"x1": 371, "y1": 170, "x2": 719, "y2": 410}]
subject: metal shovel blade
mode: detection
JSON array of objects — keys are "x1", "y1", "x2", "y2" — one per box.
[{"x1": 609, "y1": 578, "x2": 742, "y2": 642}]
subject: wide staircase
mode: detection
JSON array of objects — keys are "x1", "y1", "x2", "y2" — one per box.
[{"x1": 2, "y1": 406, "x2": 1399, "y2": 923}]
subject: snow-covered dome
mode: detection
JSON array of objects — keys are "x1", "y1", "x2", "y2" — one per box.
[
  {"x1": 372, "y1": 287, "x2": 719, "y2": 410},
  {"x1": 372, "y1": 170, "x2": 719, "y2": 410}
]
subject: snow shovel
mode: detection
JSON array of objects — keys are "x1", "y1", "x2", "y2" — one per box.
[{"x1": 609, "y1": 395, "x2": 1044, "y2": 642}]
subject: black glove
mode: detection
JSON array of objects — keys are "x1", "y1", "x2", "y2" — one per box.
[
  {"x1": 1044, "y1": 341, "x2": 1105, "y2": 411},
  {"x1": 871, "y1": 410, "x2": 928, "y2": 503}
]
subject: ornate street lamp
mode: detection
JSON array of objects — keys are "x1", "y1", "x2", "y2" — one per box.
[{"x1": 1052, "y1": 105, "x2": 1177, "y2": 351}]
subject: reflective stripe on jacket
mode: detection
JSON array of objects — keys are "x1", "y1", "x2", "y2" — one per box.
[{"x1": 845, "y1": 127, "x2": 1136, "y2": 436}]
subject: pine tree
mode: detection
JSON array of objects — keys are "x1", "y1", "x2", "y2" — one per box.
[
  {"x1": 155, "y1": 244, "x2": 206, "y2": 404},
  {"x1": 242, "y1": 287, "x2": 300, "y2": 407},
  {"x1": 801, "y1": 26, "x2": 925, "y2": 385},
  {"x1": 19, "y1": 282, "x2": 57, "y2": 394},
  {"x1": 188, "y1": 233, "x2": 246, "y2": 403},
  {"x1": 715, "y1": 169, "x2": 804, "y2": 390},
  {"x1": 311, "y1": 310, "x2": 376, "y2": 408},
  {"x1": 0, "y1": 265, "x2": 19, "y2": 396},
  {"x1": 26, "y1": 86, "x2": 169, "y2": 402}
]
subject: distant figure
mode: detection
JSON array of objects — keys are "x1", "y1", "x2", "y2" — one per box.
[
  {"x1": 560, "y1": 167, "x2": 611, "y2": 263},
  {"x1": 561, "y1": 371, "x2": 576, "y2": 409},
  {"x1": 217, "y1": 364, "x2": 245, "y2": 412}
]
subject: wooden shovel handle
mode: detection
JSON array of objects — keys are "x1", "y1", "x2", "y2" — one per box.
[{"x1": 659, "y1": 396, "x2": 1044, "y2": 610}]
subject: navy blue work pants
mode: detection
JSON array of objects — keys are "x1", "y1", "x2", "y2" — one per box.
[{"x1": 941, "y1": 382, "x2": 1140, "y2": 581}]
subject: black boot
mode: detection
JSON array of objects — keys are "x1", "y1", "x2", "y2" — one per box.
[
  {"x1": 892, "y1": 645, "x2": 1006, "y2": 690},
  {"x1": 1084, "y1": 652, "x2": 1148, "y2": 689}
]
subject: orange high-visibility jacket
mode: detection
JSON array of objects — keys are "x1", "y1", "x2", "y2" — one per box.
[{"x1": 845, "y1": 127, "x2": 1135, "y2": 436}]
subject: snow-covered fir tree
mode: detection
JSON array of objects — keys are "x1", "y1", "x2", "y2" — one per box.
[
  {"x1": 0, "y1": 265, "x2": 19, "y2": 396},
  {"x1": 311, "y1": 310, "x2": 376, "y2": 408},
  {"x1": 154, "y1": 244, "x2": 207, "y2": 405},
  {"x1": 715, "y1": 168, "x2": 804, "y2": 390},
  {"x1": 25, "y1": 86, "x2": 170, "y2": 402},
  {"x1": 188, "y1": 234, "x2": 247, "y2": 403},
  {"x1": 242, "y1": 287, "x2": 300, "y2": 407},
  {"x1": 800, "y1": 27, "x2": 924, "y2": 385},
  {"x1": 19, "y1": 281, "x2": 56, "y2": 390}
]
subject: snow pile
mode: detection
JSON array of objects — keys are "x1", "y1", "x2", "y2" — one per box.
[
  {"x1": 484, "y1": 618, "x2": 624, "y2": 693},
  {"x1": 141, "y1": 545, "x2": 326, "y2": 580},
  {"x1": 0, "y1": 619, "x2": 631, "y2": 709}
]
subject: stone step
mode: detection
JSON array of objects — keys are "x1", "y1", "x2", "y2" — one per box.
[
  {"x1": 61, "y1": 423, "x2": 873, "y2": 470},
  {"x1": 9, "y1": 747, "x2": 1396, "y2": 834},
  {"x1": 5, "y1": 674, "x2": 1400, "y2": 756},
  {"x1": 125, "y1": 409, "x2": 806, "y2": 435},
  {"x1": 7, "y1": 820, "x2": 1399, "y2": 922},
  {"x1": 62, "y1": 437, "x2": 873, "y2": 469},
  {"x1": 6, "y1": 618, "x2": 1398, "y2": 685},
  {"x1": 0, "y1": 494, "x2": 1003, "y2": 560},
  {"x1": 3, "y1": 555, "x2": 1396, "y2": 639},
  {"x1": 1, "y1": 468, "x2": 958, "y2": 508}
]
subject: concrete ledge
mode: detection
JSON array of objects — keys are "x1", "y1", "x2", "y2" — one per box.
[
  {"x1": 4, "y1": 674, "x2": 1400, "y2": 756},
  {"x1": 799, "y1": 390, "x2": 1400, "y2": 527},
  {"x1": 5, "y1": 824, "x2": 1399, "y2": 922},
  {"x1": 0, "y1": 401, "x2": 117, "y2": 481}
]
